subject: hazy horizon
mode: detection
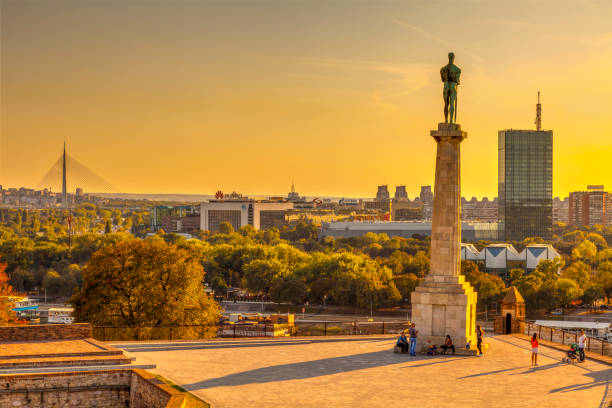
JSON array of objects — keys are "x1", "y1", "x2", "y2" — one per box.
[{"x1": 2, "y1": 0, "x2": 611, "y2": 198}]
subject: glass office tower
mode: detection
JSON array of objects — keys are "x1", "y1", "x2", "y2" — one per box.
[{"x1": 498, "y1": 130, "x2": 553, "y2": 241}]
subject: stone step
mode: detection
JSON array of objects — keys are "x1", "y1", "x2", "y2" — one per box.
[
  {"x1": 0, "y1": 354, "x2": 131, "y2": 369},
  {"x1": 0, "y1": 349, "x2": 123, "y2": 360},
  {"x1": 393, "y1": 343, "x2": 490, "y2": 356}
]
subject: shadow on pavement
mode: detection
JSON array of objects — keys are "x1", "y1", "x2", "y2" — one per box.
[
  {"x1": 116, "y1": 337, "x2": 392, "y2": 353},
  {"x1": 182, "y1": 350, "x2": 450, "y2": 390}
]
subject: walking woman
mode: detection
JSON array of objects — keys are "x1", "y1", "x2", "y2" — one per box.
[
  {"x1": 531, "y1": 333, "x2": 539, "y2": 366},
  {"x1": 476, "y1": 325, "x2": 484, "y2": 356}
]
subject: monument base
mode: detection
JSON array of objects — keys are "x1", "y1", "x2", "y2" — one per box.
[{"x1": 411, "y1": 273, "x2": 477, "y2": 352}]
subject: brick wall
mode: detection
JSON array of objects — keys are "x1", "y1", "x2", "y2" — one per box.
[
  {"x1": 0, "y1": 369, "x2": 190, "y2": 408},
  {"x1": 0, "y1": 370, "x2": 131, "y2": 408},
  {"x1": 0, "y1": 323, "x2": 92, "y2": 342}
]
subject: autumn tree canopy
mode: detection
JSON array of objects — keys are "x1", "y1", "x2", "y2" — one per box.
[
  {"x1": 0, "y1": 262, "x2": 24, "y2": 325},
  {"x1": 70, "y1": 240, "x2": 220, "y2": 334}
]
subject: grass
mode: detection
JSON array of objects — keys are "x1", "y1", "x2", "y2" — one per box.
[{"x1": 154, "y1": 374, "x2": 210, "y2": 408}]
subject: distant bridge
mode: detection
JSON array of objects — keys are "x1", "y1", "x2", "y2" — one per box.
[{"x1": 36, "y1": 145, "x2": 117, "y2": 193}]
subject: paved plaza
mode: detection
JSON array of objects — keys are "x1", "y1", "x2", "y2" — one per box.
[{"x1": 113, "y1": 335, "x2": 612, "y2": 408}]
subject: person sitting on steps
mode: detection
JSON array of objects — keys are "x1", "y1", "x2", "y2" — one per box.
[
  {"x1": 441, "y1": 335, "x2": 455, "y2": 354},
  {"x1": 396, "y1": 331, "x2": 408, "y2": 353}
]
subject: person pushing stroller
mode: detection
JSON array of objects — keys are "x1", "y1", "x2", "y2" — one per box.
[{"x1": 564, "y1": 343, "x2": 579, "y2": 363}]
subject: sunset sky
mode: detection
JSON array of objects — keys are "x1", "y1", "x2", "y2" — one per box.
[{"x1": 2, "y1": 0, "x2": 611, "y2": 199}]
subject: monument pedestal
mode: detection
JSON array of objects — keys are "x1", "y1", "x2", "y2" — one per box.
[
  {"x1": 411, "y1": 123, "x2": 477, "y2": 352},
  {"x1": 411, "y1": 273, "x2": 477, "y2": 351}
]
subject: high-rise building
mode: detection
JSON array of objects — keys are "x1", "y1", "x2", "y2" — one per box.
[
  {"x1": 376, "y1": 185, "x2": 390, "y2": 201},
  {"x1": 568, "y1": 185, "x2": 608, "y2": 227},
  {"x1": 419, "y1": 186, "x2": 434, "y2": 219},
  {"x1": 394, "y1": 186, "x2": 408, "y2": 200},
  {"x1": 553, "y1": 197, "x2": 569, "y2": 224},
  {"x1": 498, "y1": 125, "x2": 553, "y2": 240},
  {"x1": 461, "y1": 197, "x2": 498, "y2": 222},
  {"x1": 608, "y1": 193, "x2": 612, "y2": 227}
]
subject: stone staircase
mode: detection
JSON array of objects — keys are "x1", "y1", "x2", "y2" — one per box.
[{"x1": 0, "y1": 338, "x2": 147, "y2": 371}]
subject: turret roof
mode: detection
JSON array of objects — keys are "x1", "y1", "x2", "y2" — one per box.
[{"x1": 502, "y1": 286, "x2": 524, "y2": 304}]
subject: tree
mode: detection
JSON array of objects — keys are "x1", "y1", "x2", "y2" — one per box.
[
  {"x1": 554, "y1": 278, "x2": 583, "y2": 308},
  {"x1": 218, "y1": 222, "x2": 235, "y2": 235},
  {"x1": 534, "y1": 257, "x2": 565, "y2": 280},
  {"x1": 243, "y1": 258, "x2": 286, "y2": 294},
  {"x1": 582, "y1": 285, "x2": 605, "y2": 307},
  {"x1": 70, "y1": 240, "x2": 221, "y2": 335},
  {"x1": 562, "y1": 261, "x2": 591, "y2": 290},
  {"x1": 586, "y1": 233, "x2": 608, "y2": 251},
  {"x1": 43, "y1": 269, "x2": 70, "y2": 296},
  {"x1": 0, "y1": 263, "x2": 25, "y2": 325},
  {"x1": 572, "y1": 240, "x2": 597, "y2": 263},
  {"x1": 461, "y1": 261, "x2": 505, "y2": 313}
]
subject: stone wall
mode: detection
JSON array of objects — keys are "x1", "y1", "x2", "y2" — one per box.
[
  {"x1": 0, "y1": 369, "x2": 190, "y2": 408},
  {"x1": 0, "y1": 370, "x2": 131, "y2": 408},
  {"x1": 130, "y1": 369, "x2": 186, "y2": 408},
  {"x1": 0, "y1": 323, "x2": 92, "y2": 341}
]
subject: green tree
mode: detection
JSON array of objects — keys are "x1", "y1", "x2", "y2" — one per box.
[
  {"x1": 554, "y1": 278, "x2": 583, "y2": 308},
  {"x1": 561, "y1": 261, "x2": 591, "y2": 290},
  {"x1": 243, "y1": 258, "x2": 286, "y2": 294},
  {"x1": 70, "y1": 240, "x2": 221, "y2": 334},
  {"x1": 582, "y1": 285, "x2": 605, "y2": 307}
]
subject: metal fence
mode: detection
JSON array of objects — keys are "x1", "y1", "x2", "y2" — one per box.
[
  {"x1": 523, "y1": 321, "x2": 612, "y2": 357},
  {"x1": 92, "y1": 320, "x2": 411, "y2": 341}
]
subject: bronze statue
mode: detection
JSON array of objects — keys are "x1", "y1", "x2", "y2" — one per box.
[{"x1": 440, "y1": 52, "x2": 461, "y2": 124}]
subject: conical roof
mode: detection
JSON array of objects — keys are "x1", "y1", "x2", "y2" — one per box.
[{"x1": 502, "y1": 286, "x2": 524, "y2": 304}]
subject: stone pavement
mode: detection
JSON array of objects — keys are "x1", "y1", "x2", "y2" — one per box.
[{"x1": 113, "y1": 335, "x2": 612, "y2": 408}]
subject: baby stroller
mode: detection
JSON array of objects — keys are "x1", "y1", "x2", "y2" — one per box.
[{"x1": 563, "y1": 343, "x2": 578, "y2": 364}]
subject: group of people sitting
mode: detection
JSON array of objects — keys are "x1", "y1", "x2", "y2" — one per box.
[{"x1": 396, "y1": 331, "x2": 455, "y2": 355}]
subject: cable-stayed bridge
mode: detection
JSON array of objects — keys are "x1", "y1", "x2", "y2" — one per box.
[{"x1": 36, "y1": 145, "x2": 117, "y2": 194}]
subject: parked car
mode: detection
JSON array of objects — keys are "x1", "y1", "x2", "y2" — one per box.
[{"x1": 551, "y1": 308, "x2": 563, "y2": 315}]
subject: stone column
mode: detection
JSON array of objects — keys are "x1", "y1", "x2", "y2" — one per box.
[
  {"x1": 410, "y1": 123, "x2": 477, "y2": 351},
  {"x1": 429, "y1": 124, "x2": 464, "y2": 277}
]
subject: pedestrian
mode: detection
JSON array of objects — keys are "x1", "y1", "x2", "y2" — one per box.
[
  {"x1": 476, "y1": 324, "x2": 484, "y2": 356},
  {"x1": 409, "y1": 323, "x2": 418, "y2": 356},
  {"x1": 531, "y1": 333, "x2": 539, "y2": 366},
  {"x1": 578, "y1": 329, "x2": 587, "y2": 362}
]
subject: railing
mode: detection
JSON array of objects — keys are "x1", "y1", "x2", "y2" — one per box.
[
  {"x1": 523, "y1": 321, "x2": 612, "y2": 357},
  {"x1": 92, "y1": 320, "x2": 411, "y2": 341}
]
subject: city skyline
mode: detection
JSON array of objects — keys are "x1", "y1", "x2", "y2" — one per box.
[{"x1": 2, "y1": 0, "x2": 612, "y2": 198}]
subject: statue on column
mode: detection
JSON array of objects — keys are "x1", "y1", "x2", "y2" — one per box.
[{"x1": 440, "y1": 52, "x2": 461, "y2": 124}]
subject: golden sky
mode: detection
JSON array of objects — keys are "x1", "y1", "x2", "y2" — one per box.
[{"x1": 1, "y1": 0, "x2": 611, "y2": 198}]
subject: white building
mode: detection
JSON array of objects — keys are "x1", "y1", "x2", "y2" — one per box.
[
  {"x1": 200, "y1": 201, "x2": 293, "y2": 232},
  {"x1": 461, "y1": 243, "x2": 561, "y2": 270},
  {"x1": 320, "y1": 221, "x2": 500, "y2": 241}
]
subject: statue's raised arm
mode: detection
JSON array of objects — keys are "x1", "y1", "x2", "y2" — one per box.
[{"x1": 441, "y1": 52, "x2": 461, "y2": 124}]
